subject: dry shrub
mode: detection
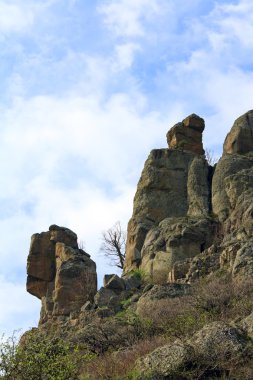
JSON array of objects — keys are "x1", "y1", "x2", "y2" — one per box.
[
  {"x1": 137, "y1": 295, "x2": 207, "y2": 339},
  {"x1": 81, "y1": 335, "x2": 167, "y2": 380},
  {"x1": 191, "y1": 273, "x2": 253, "y2": 322},
  {"x1": 187, "y1": 337, "x2": 253, "y2": 380},
  {"x1": 136, "y1": 274, "x2": 253, "y2": 341},
  {"x1": 80, "y1": 274, "x2": 253, "y2": 379}
]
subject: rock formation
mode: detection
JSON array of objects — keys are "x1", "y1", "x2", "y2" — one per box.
[
  {"x1": 124, "y1": 110, "x2": 253, "y2": 284},
  {"x1": 26, "y1": 109, "x2": 253, "y2": 321},
  {"x1": 167, "y1": 113, "x2": 205, "y2": 155},
  {"x1": 124, "y1": 113, "x2": 216, "y2": 282},
  {"x1": 27, "y1": 225, "x2": 97, "y2": 323},
  {"x1": 24, "y1": 110, "x2": 253, "y2": 379}
]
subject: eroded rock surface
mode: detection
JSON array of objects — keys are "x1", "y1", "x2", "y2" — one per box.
[
  {"x1": 124, "y1": 114, "x2": 213, "y2": 280},
  {"x1": 124, "y1": 110, "x2": 253, "y2": 284},
  {"x1": 167, "y1": 113, "x2": 205, "y2": 155},
  {"x1": 27, "y1": 225, "x2": 97, "y2": 323},
  {"x1": 223, "y1": 110, "x2": 253, "y2": 154}
]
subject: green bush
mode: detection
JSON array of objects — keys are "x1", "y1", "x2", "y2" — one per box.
[{"x1": 0, "y1": 330, "x2": 80, "y2": 380}]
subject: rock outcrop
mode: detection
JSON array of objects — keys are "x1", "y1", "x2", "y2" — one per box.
[
  {"x1": 24, "y1": 110, "x2": 253, "y2": 380},
  {"x1": 124, "y1": 110, "x2": 253, "y2": 284},
  {"x1": 27, "y1": 225, "x2": 97, "y2": 323},
  {"x1": 223, "y1": 110, "x2": 253, "y2": 154},
  {"x1": 124, "y1": 113, "x2": 215, "y2": 281},
  {"x1": 167, "y1": 113, "x2": 205, "y2": 155}
]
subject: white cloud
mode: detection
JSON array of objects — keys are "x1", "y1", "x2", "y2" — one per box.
[
  {"x1": 0, "y1": 89, "x2": 172, "y2": 301},
  {"x1": 98, "y1": 0, "x2": 162, "y2": 37},
  {"x1": 0, "y1": 2, "x2": 34, "y2": 33},
  {"x1": 0, "y1": 276, "x2": 40, "y2": 336},
  {"x1": 114, "y1": 43, "x2": 141, "y2": 71},
  {"x1": 0, "y1": 0, "x2": 54, "y2": 35},
  {"x1": 206, "y1": 1, "x2": 253, "y2": 50}
]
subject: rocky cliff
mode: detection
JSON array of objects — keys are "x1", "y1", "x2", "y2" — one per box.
[
  {"x1": 124, "y1": 111, "x2": 253, "y2": 285},
  {"x1": 26, "y1": 111, "x2": 253, "y2": 325},
  {"x1": 25, "y1": 110, "x2": 253, "y2": 379}
]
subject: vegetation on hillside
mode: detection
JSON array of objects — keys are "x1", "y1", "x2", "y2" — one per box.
[{"x1": 2, "y1": 273, "x2": 253, "y2": 379}]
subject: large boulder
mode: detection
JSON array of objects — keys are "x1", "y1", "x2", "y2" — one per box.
[
  {"x1": 212, "y1": 154, "x2": 253, "y2": 223},
  {"x1": 53, "y1": 243, "x2": 97, "y2": 316},
  {"x1": 140, "y1": 217, "x2": 217, "y2": 283},
  {"x1": 223, "y1": 110, "x2": 253, "y2": 154},
  {"x1": 191, "y1": 321, "x2": 248, "y2": 363},
  {"x1": 27, "y1": 231, "x2": 56, "y2": 298},
  {"x1": 135, "y1": 322, "x2": 249, "y2": 379},
  {"x1": 26, "y1": 225, "x2": 97, "y2": 323},
  {"x1": 232, "y1": 241, "x2": 253, "y2": 278},
  {"x1": 136, "y1": 341, "x2": 194, "y2": 378},
  {"x1": 167, "y1": 113, "x2": 205, "y2": 155}
]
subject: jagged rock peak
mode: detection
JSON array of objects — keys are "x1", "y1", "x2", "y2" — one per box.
[
  {"x1": 223, "y1": 110, "x2": 253, "y2": 154},
  {"x1": 167, "y1": 113, "x2": 205, "y2": 155},
  {"x1": 26, "y1": 225, "x2": 97, "y2": 324}
]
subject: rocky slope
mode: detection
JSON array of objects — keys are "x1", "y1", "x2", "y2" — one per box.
[{"x1": 25, "y1": 110, "x2": 253, "y2": 379}]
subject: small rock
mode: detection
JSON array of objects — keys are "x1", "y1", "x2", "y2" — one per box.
[
  {"x1": 103, "y1": 274, "x2": 115, "y2": 287},
  {"x1": 124, "y1": 274, "x2": 142, "y2": 290},
  {"x1": 94, "y1": 287, "x2": 117, "y2": 308},
  {"x1": 96, "y1": 307, "x2": 114, "y2": 319},
  {"x1": 104, "y1": 274, "x2": 125, "y2": 292}
]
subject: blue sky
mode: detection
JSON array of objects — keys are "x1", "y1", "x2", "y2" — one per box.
[{"x1": 0, "y1": 0, "x2": 253, "y2": 336}]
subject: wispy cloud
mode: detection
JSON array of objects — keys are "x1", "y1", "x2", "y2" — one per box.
[
  {"x1": 98, "y1": 0, "x2": 163, "y2": 37},
  {"x1": 0, "y1": 275, "x2": 40, "y2": 336}
]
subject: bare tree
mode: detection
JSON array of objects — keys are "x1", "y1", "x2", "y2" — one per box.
[
  {"x1": 205, "y1": 148, "x2": 218, "y2": 166},
  {"x1": 100, "y1": 221, "x2": 126, "y2": 269}
]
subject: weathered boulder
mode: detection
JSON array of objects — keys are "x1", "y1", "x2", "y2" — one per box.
[
  {"x1": 232, "y1": 240, "x2": 253, "y2": 278},
  {"x1": 191, "y1": 321, "x2": 248, "y2": 362},
  {"x1": 183, "y1": 244, "x2": 221, "y2": 282},
  {"x1": 223, "y1": 110, "x2": 253, "y2": 154},
  {"x1": 26, "y1": 225, "x2": 97, "y2": 323},
  {"x1": 212, "y1": 154, "x2": 253, "y2": 222},
  {"x1": 167, "y1": 113, "x2": 205, "y2": 155},
  {"x1": 27, "y1": 232, "x2": 56, "y2": 298},
  {"x1": 240, "y1": 311, "x2": 253, "y2": 338},
  {"x1": 140, "y1": 217, "x2": 217, "y2": 283},
  {"x1": 104, "y1": 274, "x2": 125, "y2": 292},
  {"x1": 135, "y1": 322, "x2": 249, "y2": 379},
  {"x1": 136, "y1": 283, "x2": 191, "y2": 315},
  {"x1": 136, "y1": 341, "x2": 194, "y2": 378},
  {"x1": 123, "y1": 273, "x2": 142, "y2": 290},
  {"x1": 49, "y1": 225, "x2": 78, "y2": 248},
  {"x1": 53, "y1": 243, "x2": 97, "y2": 316},
  {"x1": 94, "y1": 287, "x2": 117, "y2": 308}
]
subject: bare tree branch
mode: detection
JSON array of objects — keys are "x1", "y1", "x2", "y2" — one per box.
[
  {"x1": 205, "y1": 148, "x2": 218, "y2": 166},
  {"x1": 100, "y1": 221, "x2": 126, "y2": 270}
]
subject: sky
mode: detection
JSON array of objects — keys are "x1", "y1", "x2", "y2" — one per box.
[{"x1": 1, "y1": 0, "x2": 253, "y2": 336}]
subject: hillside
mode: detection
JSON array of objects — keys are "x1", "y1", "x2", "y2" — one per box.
[{"x1": 3, "y1": 110, "x2": 253, "y2": 379}]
